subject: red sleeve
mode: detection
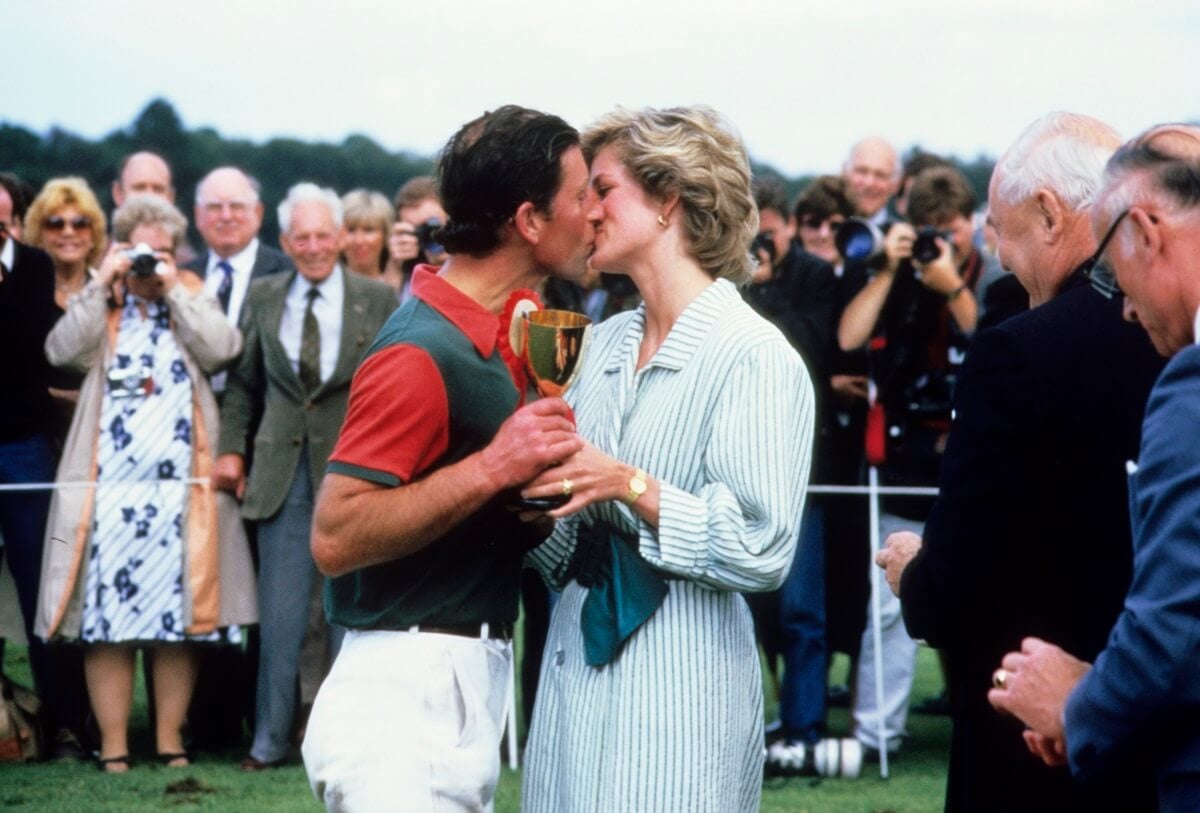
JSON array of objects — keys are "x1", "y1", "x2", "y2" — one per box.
[{"x1": 327, "y1": 344, "x2": 449, "y2": 486}]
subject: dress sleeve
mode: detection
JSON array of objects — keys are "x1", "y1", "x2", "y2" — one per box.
[
  {"x1": 45, "y1": 282, "x2": 109, "y2": 371},
  {"x1": 638, "y1": 337, "x2": 815, "y2": 592},
  {"x1": 167, "y1": 280, "x2": 243, "y2": 374},
  {"x1": 1065, "y1": 349, "x2": 1200, "y2": 782}
]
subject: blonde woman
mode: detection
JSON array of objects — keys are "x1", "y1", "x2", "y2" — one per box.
[
  {"x1": 520, "y1": 107, "x2": 815, "y2": 811},
  {"x1": 340, "y1": 189, "x2": 392, "y2": 277}
]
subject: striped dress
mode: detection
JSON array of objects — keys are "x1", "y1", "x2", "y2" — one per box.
[{"x1": 523, "y1": 279, "x2": 815, "y2": 812}]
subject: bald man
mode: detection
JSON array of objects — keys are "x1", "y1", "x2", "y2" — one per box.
[
  {"x1": 188, "y1": 167, "x2": 292, "y2": 328},
  {"x1": 843, "y1": 137, "x2": 900, "y2": 225},
  {"x1": 112, "y1": 151, "x2": 174, "y2": 207}
]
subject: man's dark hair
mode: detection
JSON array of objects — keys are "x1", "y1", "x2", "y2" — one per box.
[
  {"x1": 752, "y1": 175, "x2": 790, "y2": 219},
  {"x1": 793, "y1": 175, "x2": 854, "y2": 223},
  {"x1": 435, "y1": 105, "x2": 579, "y2": 257},
  {"x1": 900, "y1": 149, "x2": 954, "y2": 194},
  {"x1": 0, "y1": 173, "x2": 31, "y2": 223},
  {"x1": 907, "y1": 166, "x2": 976, "y2": 226}
]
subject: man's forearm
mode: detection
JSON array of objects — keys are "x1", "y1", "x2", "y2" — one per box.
[{"x1": 311, "y1": 452, "x2": 504, "y2": 577}]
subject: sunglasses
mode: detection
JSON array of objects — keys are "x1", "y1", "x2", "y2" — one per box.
[
  {"x1": 801, "y1": 217, "x2": 846, "y2": 232},
  {"x1": 1081, "y1": 209, "x2": 1129, "y2": 299},
  {"x1": 44, "y1": 215, "x2": 92, "y2": 232}
]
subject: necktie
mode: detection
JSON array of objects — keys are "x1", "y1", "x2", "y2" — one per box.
[
  {"x1": 299, "y1": 287, "x2": 322, "y2": 393},
  {"x1": 216, "y1": 261, "x2": 234, "y2": 314}
]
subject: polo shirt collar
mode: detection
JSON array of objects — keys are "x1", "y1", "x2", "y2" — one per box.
[
  {"x1": 605, "y1": 278, "x2": 734, "y2": 372},
  {"x1": 411, "y1": 266, "x2": 499, "y2": 357}
]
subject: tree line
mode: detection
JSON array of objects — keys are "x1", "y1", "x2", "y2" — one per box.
[{"x1": 1, "y1": 98, "x2": 996, "y2": 248}]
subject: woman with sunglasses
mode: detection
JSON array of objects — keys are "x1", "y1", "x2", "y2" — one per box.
[
  {"x1": 24, "y1": 179, "x2": 109, "y2": 442},
  {"x1": 25, "y1": 178, "x2": 107, "y2": 313}
]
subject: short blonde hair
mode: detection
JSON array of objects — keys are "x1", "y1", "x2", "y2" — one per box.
[
  {"x1": 342, "y1": 189, "x2": 394, "y2": 234},
  {"x1": 25, "y1": 177, "x2": 107, "y2": 267},
  {"x1": 582, "y1": 106, "x2": 757, "y2": 284},
  {"x1": 112, "y1": 194, "x2": 189, "y2": 253}
]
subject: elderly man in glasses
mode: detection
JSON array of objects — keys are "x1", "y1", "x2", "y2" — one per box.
[
  {"x1": 989, "y1": 124, "x2": 1200, "y2": 813},
  {"x1": 874, "y1": 112, "x2": 1163, "y2": 812}
]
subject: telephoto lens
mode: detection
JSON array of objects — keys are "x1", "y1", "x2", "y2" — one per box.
[{"x1": 834, "y1": 217, "x2": 888, "y2": 263}]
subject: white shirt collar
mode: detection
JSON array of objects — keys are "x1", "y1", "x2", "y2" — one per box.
[
  {"x1": 0, "y1": 236, "x2": 14, "y2": 270},
  {"x1": 1192, "y1": 306, "x2": 1200, "y2": 346},
  {"x1": 288, "y1": 262, "x2": 345, "y2": 303},
  {"x1": 206, "y1": 237, "x2": 260, "y2": 278}
]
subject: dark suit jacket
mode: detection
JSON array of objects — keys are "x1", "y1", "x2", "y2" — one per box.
[
  {"x1": 900, "y1": 273, "x2": 1162, "y2": 812},
  {"x1": 0, "y1": 241, "x2": 58, "y2": 442},
  {"x1": 1065, "y1": 344, "x2": 1200, "y2": 813},
  {"x1": 186, "y1": 242, "x2": 293, "y2": 287},
  {"x1": 217, "y1": 269, "x2": 397, "y2": 521}
]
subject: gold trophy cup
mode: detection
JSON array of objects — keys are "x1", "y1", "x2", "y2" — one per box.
[{"x1": 511, "y1": 309, "x2": 592, "y2": 509}]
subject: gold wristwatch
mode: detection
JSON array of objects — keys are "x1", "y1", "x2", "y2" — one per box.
[{"x1": 624, "y1": 468, "x2": 648, "y2": 505}]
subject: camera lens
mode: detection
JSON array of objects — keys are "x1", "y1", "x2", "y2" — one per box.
[{"x1": 835, "y1": 218, "x2": 886, "y2": 263}]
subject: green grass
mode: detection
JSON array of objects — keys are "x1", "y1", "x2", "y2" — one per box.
[{"x1": 0, "y1": 645, "x2": 950, "y2": 811}]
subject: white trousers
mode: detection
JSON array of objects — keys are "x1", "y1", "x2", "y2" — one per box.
[
  {"x1": 302, "y1": 628, "x2": 512, "y2": 813},
  {"x1": 852, "y1": 511, "x2": 920, "y2": 751}
]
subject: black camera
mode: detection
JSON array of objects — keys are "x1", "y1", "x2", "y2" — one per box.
[
  {"x1": 123, "y1": 243, "x2": 160, "y2": 278},
  {"x1": 415, "y1": 218, "x2": 445, "y2": 258},
  {"x1": 912, "y1": 227, "x2": 951, "y2": 265},
  {"x1": 751, "y1": 232, "x2": 777, "y2": 265}
]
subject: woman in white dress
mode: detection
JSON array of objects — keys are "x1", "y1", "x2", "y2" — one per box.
[
  {"x1": 36, "y1": 195, "x2": 254, "y2": 772},
  {"x1": 520, "y1": 106, "x2": 816, "y2": 812}
]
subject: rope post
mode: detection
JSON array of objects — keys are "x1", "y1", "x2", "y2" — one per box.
[{"x1": 868, "y1": 465, "x2": 889, "y2": 779}]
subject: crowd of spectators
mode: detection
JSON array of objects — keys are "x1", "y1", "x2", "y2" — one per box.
[{"x1": 1, "y1": 111, "x2": 1197, "y2": 813}]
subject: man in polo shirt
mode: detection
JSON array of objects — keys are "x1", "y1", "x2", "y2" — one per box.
[{"x1": 302, "y1": 105, "x2": 593, "y2": 811}]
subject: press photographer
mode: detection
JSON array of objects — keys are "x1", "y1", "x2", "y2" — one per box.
[{"x1": 835, "y1": 163, "x2": 991, "y2": 759}]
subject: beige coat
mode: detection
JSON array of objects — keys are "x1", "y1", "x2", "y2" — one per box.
[{"x1": 34, "y1": 275, "x2": 258, "y2": 641}]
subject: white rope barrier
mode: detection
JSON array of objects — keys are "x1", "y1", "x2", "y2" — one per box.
[{"x1": 0, "y1": 478, "x2": 210, "y2": 492}]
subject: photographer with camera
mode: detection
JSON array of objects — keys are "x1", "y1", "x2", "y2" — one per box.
[
  {"x1": 836, "y1": 164, "x2": 987, "y2": 760},
  {"x1": 36, "y1": 194, "x2": 255, "y2": 772},
  {"x1": 382, "y1": 177, "x2": 450, "y2": 302}
]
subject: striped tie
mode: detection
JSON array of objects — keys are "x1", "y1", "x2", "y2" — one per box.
[
  {"x1": 299, "y1": 287, "x2": 321, "y2": 393},
  {"x1": 216, "y1": 261, "x2": 234, "y2": 314}
]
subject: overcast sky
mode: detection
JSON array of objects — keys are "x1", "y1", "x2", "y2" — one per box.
[{"x1": 7, "y1": 0, "x2": 1198, "y2": 176}]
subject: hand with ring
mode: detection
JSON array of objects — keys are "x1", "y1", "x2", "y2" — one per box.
[{"x1": 520, "y1": 439, "x2": 640, "y2": 519}]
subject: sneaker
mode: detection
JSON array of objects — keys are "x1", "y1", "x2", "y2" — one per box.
[{"x1": 765, "y1": 739, "x2": 816, "y2": 777}]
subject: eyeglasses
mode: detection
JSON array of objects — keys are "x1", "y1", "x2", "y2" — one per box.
[
  {"x1": 199, "y1": 200, "x2": 252, "y2": 216},
  {"x1": 1081, "y1": 209, "x2": 1129, "y2": 299},
  {"x1": 44, "y1": 215, "x2": 92, "y2": 232}
]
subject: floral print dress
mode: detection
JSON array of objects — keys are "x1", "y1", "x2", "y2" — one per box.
[{"x1": 81, "y1": 297, "x2": 197, "y2": 643}]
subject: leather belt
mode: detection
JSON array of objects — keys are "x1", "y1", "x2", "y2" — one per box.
[{"x1": 407, "y1": 622, "x2": 513, "y2": 641}]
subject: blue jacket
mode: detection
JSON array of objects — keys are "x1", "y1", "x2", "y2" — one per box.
[{"x1": 1066, "y1": 342, "x2": 1200, "y2": 812}]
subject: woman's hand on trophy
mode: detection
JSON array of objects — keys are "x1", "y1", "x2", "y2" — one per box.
[{"x1": 520, "y1": 440, "x2": 633, "y2": 518}]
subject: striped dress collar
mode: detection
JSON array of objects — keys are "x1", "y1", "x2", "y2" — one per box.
[{"x1": 604, "y1": 278, "x2": 735, "y2": 373}]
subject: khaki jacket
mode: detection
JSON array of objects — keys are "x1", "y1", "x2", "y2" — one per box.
[
  {"x1": 217, "y1": 269, "x2": 397, "y2": 521},
  {"x1": 34, "y1": 274, "x2": 258, "y2": 640}
]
